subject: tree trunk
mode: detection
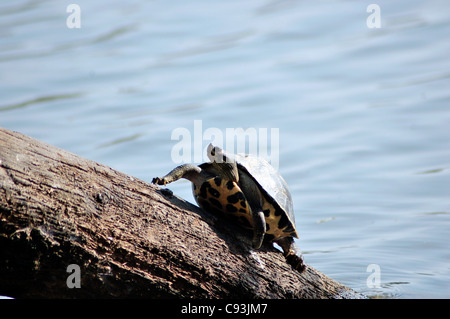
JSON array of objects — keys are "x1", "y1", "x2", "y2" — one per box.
[{"x1": 0, "y1": 127, "x2": 364, "y2": 299}]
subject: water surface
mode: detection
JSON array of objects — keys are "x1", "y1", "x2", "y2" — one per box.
[{"x1": 1, "y1": 0, "x2": 449, "y2": 298}]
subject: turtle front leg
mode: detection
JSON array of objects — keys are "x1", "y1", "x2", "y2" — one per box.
[
  {"x1": 152, "y1": 164, "x2": 202, "y2": 185},
  {"x1": 276, "y1": 237, "x2": 306, "y2": 273}
]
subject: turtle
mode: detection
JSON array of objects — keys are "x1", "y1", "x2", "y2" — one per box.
[{"x1": 152, "y1": 143, "x2": 305, "y2": 273}]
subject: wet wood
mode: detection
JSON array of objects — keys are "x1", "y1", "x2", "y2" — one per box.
[{"x1": 0, "y1": 127, "x2": 365, "y2": 298}]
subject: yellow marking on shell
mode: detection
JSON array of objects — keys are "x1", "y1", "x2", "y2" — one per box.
[
  {"x1": 194, "y1": 177, "x2": 298, "y2": 241},
  {"x1": 262, "y1": 201, "x2": 298, "y2": 239},
  {"x1": 194, "y1": 178, "x2": 253, "y2": 227}
]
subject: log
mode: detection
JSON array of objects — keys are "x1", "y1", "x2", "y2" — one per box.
[{"x1": 0, "y1": 127, "x2": 365, "y2": 299}]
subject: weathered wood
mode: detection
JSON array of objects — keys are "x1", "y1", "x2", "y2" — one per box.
[{"x1": 0, "y1": 127, "x2": 364, "y2": 298}]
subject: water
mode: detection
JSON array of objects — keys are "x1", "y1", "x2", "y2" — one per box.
[{"x1": 1, "y1": 0, "x2": 449, "y2": 298}]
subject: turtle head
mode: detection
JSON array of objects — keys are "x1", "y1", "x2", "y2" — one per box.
[{"x1": 207, "y1": 144, "x2": 239, "y2": 182}]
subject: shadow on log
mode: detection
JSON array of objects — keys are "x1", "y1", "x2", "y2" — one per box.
[{"x1": 0, "y1": 127, "x2": 365, "y2": 298}]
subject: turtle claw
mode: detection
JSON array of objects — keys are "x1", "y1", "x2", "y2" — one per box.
[
  {"x1": 285, "y1": 252, "x2": 306, "y2": 273},
  {"x1": 152, "y1": 177, "x2": 167, "y2": 185}
]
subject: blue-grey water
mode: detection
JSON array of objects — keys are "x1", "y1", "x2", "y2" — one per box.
[{"x1": 1, "y1": 0, "x2": 449, "y2": 298}]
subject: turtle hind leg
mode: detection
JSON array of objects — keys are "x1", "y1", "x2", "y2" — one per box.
[
  {"x1": 276, "y1": 237, "x2": 306, "y2": 273},
  {"x1": 251, "y1": 210, "x2": 266, "y2": 249},
  {"x1": 238, "y1": 173, "x2": 266, "y2": 250},
  {"x1": 152, "y1": 164, "x2": 202, "y2": 185},
  {"x1": 286, "y1": 252, "x2": 306, "y2": 273}
]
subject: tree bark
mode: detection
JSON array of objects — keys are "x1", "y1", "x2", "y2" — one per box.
[{"x1": 0, "y1": 127, "x2": 364, "y2": 299}]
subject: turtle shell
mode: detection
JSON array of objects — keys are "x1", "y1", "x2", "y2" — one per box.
[
  {"x1": 231, "y1": 152, "x2": 298, "y2": 240},
  {"x1": 192, "y1": 173, "x2": 254, "y2": 230},
  {"x1": 193, "y1": 149, "x2": 299, "y2": 241}
]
